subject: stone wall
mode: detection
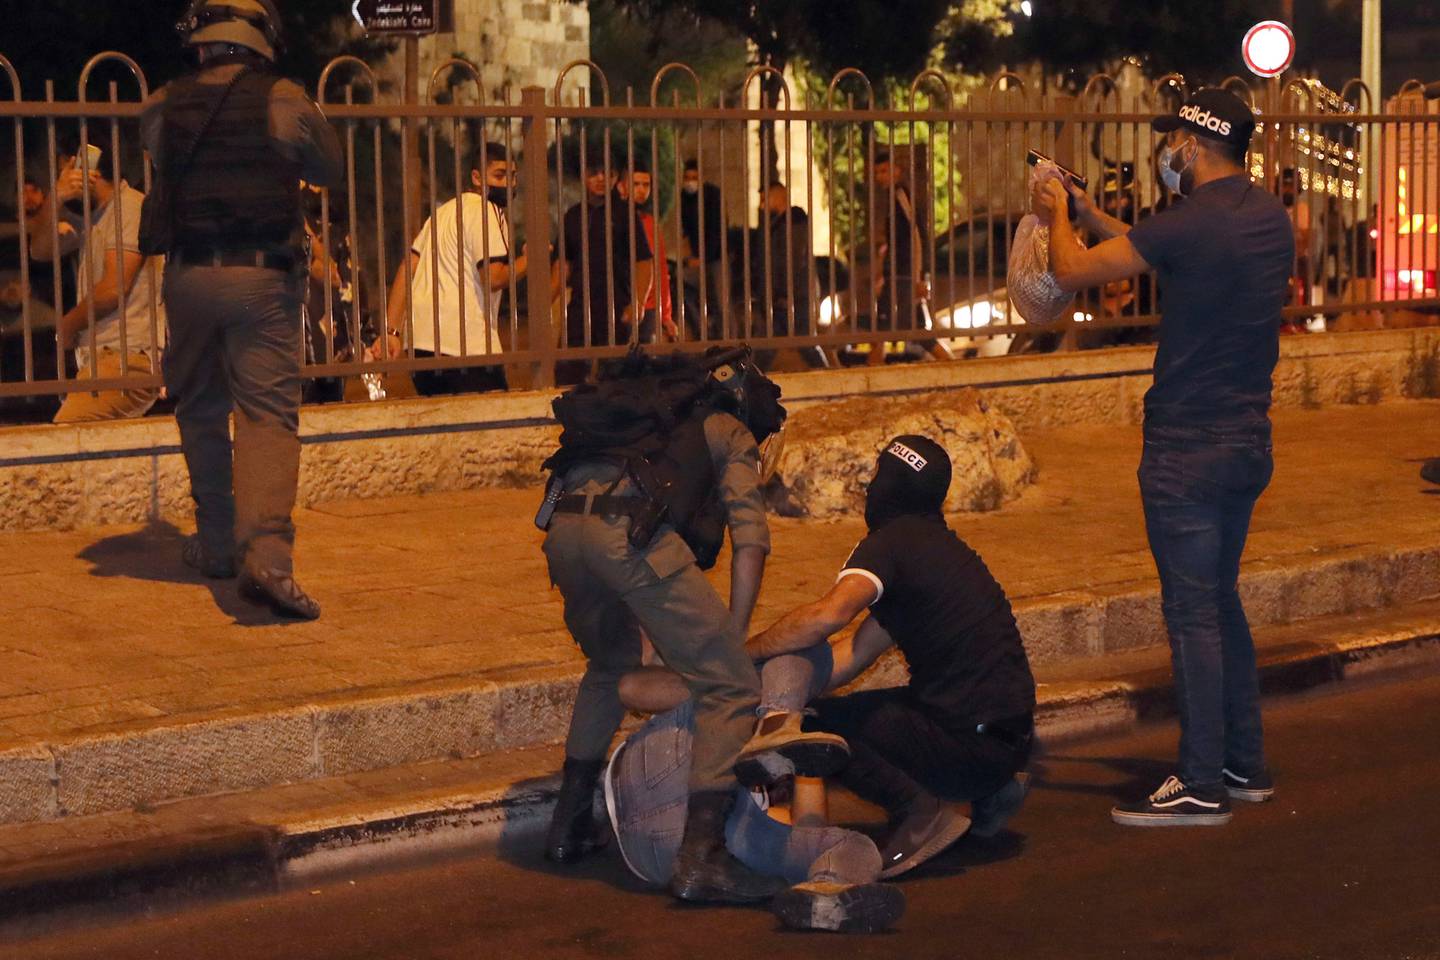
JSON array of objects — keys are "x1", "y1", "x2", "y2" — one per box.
[
  {"x1": 372, "y1": 0, "x2": 591, "y2": 105},
  {"x1": 767, "y1": 387, "x2": 1035, "y2": 519},
  {"x1": 0, "y1": 328, "x2": 1434, "y2": 533}
]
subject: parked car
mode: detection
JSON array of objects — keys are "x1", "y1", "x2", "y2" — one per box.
[{"x1": 813, "y1": 211, "x2": 1035, "y2": 362}]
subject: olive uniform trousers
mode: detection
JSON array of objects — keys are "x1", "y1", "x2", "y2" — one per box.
[{"x1": 543, "y1": 510, "x2": 760, "y2": 793}]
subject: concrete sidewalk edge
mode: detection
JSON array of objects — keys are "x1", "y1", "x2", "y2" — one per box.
[
  {"x1": 2, "y1": 625, "x2": 1436, "y2": 927},
  {"x1": 3, "y1": 540, "x2": 1437, "y2": 827}
]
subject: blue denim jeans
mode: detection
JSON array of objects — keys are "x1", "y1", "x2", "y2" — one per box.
[
  {"x1": 1139, "y1": 423, "x2": 1274, "y2": 792},
  {"x1": 604, "y1": 648, "x2": 880, "y2": 886}
]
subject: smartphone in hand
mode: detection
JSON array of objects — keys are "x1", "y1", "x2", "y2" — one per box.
[
  {"x1": 82, "y1": 143, "x2": 103, "y2": 173},
  {"x1": 1026, "y1": 149, "x2": 1087, "y2": 221}
]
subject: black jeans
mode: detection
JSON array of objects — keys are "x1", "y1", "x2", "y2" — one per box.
[
  {"x1": 809, "y1": 688, "x2": 1032, "y2": 815},
  {"x1": 1139, "y1": 423, "x2": 1274, "y2": 791}
]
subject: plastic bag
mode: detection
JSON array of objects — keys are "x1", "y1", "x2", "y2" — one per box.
[{"x1": 1006, "y1": 160, "x2": 1083, "y2": 326}]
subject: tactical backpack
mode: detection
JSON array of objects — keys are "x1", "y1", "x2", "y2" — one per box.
[{"x1": 539, "y1": 347, "x2": 783, "y2": 570}]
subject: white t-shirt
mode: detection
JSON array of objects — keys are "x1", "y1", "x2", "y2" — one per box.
[
  {"x1": 405, "y1": 192, "x2": 510, "y2": 357},
  {"x1": 75, "y1": 181, "x2": 166, "y2": 365}
]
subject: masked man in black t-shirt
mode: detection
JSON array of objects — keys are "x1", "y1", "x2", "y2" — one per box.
[
  {"x1": 745, "y1": 435, "x2": 1036, "y2": 878},
  {"x1": 1033, "y1": 89, "x2": 1293, "y2": 827}
]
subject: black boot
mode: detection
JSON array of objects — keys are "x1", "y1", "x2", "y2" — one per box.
[
  {"x1": 544, "y1": 757, "x2": 608, "y2": 864},
  {"x1": 670, "y1": 790, "x2": 786, "y2": 903}
]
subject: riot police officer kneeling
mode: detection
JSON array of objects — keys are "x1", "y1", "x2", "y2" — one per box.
[{"x1": 537, "y1": 347, "x2": 826, "y2": 904}]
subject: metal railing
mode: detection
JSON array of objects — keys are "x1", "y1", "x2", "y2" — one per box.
[{"x1": 2, "y1": 55, "x2": 1437, "y2": 411}]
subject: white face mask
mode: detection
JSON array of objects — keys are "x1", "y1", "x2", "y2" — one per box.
[
  {"x1": 1158, "y1": 139, "x2": 1195, "y2": 195},
  {"x1": 682, "y1": 182, "x2": 699, "y2": 195}
]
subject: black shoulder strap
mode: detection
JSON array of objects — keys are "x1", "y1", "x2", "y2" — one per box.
[{"x1": 166, "y1": 66, "x2": 250, "y2": 197}]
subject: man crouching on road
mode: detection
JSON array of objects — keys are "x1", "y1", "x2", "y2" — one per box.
[{"x1": 745, "y1": 435, "x2": 1037, "y2": 877}]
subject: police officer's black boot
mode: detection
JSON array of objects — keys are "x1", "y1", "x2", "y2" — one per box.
[
  {"x1": 544, "y1": 757, "x2": 608, "y2": 864},
  {"x1": 670, "y1": 790, "x2": 785, "y2": 903}
]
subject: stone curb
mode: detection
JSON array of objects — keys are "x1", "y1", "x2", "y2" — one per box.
[
  {"x1": 3, "y1": 624, "x2": 1436, "y2": 926},
  {"x1": 1, "y1": 543, "x2": 1436, "y2": 827},
  {"x1": 248, "y1": 627, "x2": 1440, "y2": 871}
]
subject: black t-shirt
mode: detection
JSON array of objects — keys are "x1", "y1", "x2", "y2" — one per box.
[
  {"x1": 559, "y1": 193, "x2": 652, "y2": 324},
  {"x1": 841, "y1": 514, "x2": 1035, "y2": 730},
  {"x1": 1127, "y1": 174, "x2": 1294, "y2": 431},
  {"x1": 680, "y1": 183, "x2": 723, "y2": 263}
]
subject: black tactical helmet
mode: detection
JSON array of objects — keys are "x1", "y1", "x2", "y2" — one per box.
[
  {"x1": 177, "y1": 0, "x2": 284, "y2": 62},
  {"x1": 705, "y1": 346, "x2": 786, "y2": 443}
]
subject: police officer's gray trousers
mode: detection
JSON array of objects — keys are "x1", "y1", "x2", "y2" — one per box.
[
  {"x1": 163, "y1": 263, "x2": 305, "y2": 576},
  {"x1": 543, "y1": 514, "x2": 760, "y2": 793}
]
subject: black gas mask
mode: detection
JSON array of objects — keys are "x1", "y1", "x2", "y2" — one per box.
[
  {"x1": 705, "y1": 346, "x2": 787, "y2": 445},
  {"x1": 864, "y1": 435, "x2": 952, "y2": 531}
]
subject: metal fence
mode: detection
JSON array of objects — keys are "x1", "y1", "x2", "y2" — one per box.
[{"x1": 2, "y1": 53, "x2": 1437, "y2": 411}]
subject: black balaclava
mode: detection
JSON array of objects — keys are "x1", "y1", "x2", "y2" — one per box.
[{"x1": 863, "y1": 435, "x2": 952, "y2": 531}]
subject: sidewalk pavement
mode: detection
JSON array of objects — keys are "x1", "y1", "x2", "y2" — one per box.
[{"x1": 1, "y1": 401, "x2": 1437, "y2": 825}]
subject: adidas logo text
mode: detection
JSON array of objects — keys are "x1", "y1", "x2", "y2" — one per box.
[{"x1": 1179, "y1": 104, "x2": 1233, "y2": 137}]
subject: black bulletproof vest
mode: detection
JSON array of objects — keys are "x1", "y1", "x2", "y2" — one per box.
[
  {"x1": 162, "y1": 71, "x2": 301, "y2": 250},
  {"x1": 640, "y1": 410, "x2": 727, "y2": 570}
]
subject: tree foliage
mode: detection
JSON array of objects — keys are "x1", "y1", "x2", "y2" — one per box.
[
  {"x1": 0, "y1": 0, "x2": 386, "y2": 101},
  {"x1": 947, "y1": 0, "x2": 1289, "y2": 85},
  {"x1": 592, "y1": 0, "x2": 957, "y2": 89}
]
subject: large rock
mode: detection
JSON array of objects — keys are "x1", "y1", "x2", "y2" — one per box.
[{"x1": 768, "y1": 387, "x2": 1035, "y2": 519}]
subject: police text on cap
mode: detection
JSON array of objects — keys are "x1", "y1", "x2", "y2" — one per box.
[{"x1": 887, "y1": 441, "x2": 928, "y2": 472}]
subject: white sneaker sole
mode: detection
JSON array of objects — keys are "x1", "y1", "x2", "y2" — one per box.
[
  {"x1": 1110, "y1": 807, "x2": 1233, "y2": 827},
  {"x1": 1226, "y1": 785, "x2": 1274, "y2": 803}
]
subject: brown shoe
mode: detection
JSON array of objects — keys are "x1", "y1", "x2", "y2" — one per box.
[
  {"x1": 239, "y1": 568, "x2": 321, "y2": 620},
  {"x1": 734, "y1": 711, "x2": 850, "y2": 787},
  {"x1": 182, "y1": 535, "x2": 236, "y2": 579}
]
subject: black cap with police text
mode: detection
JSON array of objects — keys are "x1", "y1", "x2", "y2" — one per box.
[
  {"x1": 1153, "y1": 88, "x2": 1256, "y2": 149},
  {"x1": 864, "y1": 435, "x2": 952, "y2": 531}
]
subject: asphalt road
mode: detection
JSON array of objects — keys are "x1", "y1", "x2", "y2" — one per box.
[{"x1": 9, "y1": 669, "x2": 1440, "y2": 960}]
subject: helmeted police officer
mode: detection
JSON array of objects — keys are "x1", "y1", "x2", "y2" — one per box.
[
  {"x1": 141, "y1": 0, "x2": 342, "y2": 618},
  {"x1": 538, "y1": 348, "x2": 815, "y2": 904}
]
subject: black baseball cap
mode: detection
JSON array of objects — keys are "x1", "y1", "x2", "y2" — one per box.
[{"x1": 1153, "y1": 88, "x2": 1256, "y2": 149}]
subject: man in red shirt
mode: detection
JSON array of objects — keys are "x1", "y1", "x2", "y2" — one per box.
[{"x1": 619, "y1": 165, "x2": 675, "y2": 342}]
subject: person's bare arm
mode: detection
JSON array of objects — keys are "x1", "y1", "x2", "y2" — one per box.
[
  {"x1": 617, "y1": 665, "x2": 690, "y2": 714},
  {"x1": 746, "y1": 574, "x2": 879, "y2": 661},
  {"x1": 28, "y1": 167, "x2": 88, "y2": 261},
  {"x1": 729, "y1": 544, "x2": 767, "y2": 638},
  {"x1": 384, "y1": 251, "x2": 420, "y2": 350},
  {"x1": 550, "y1": 259, "x2": 568, "y2": 305},
  {"x1": 822, "y1": 615, "x2": 896, "y2": 691},
  {"x1": 1038, "y1": 181, "x2": 1151, "y2": 294},
  {"x1": 626, "y1": 258, "x2": 655, "y2": 325},
  {"x1": 486, "y1": 248, "x2": 534, "y2": 292},
  {"x1": 1067, "y1": 180, "x2": 1133, "y2": 241},
  {"x1": 59, "y1": 247, "x2": 144, "y2": 350}
]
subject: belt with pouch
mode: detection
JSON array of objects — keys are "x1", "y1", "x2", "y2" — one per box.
[
  {"x1": 553, "y1": 494, "x2": 647, "y2": 519},
  {"x1": 172, "y1": 246, "x2": 296, "y2": 272}
]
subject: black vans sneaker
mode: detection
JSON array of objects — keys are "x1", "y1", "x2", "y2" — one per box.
[
  {"x1": 1111, "y1": 775, "x2": 1232, "y2": 827},
  {"x1": 1223, "y1": 766, "x2": 1275, "y2": 802}
]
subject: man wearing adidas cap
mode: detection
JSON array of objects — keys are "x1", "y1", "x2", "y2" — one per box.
[
  {"x1": 1033, "y1": 88, "x2": 1294, "y2": 826},
  {"x1": 746, "y1": 435, "x2": 1036, "y2": 876}
]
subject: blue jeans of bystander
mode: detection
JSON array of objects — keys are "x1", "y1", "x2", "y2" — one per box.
[{"x1": 1139, "y1": 422, "x2": 1274, "y2": 792}]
